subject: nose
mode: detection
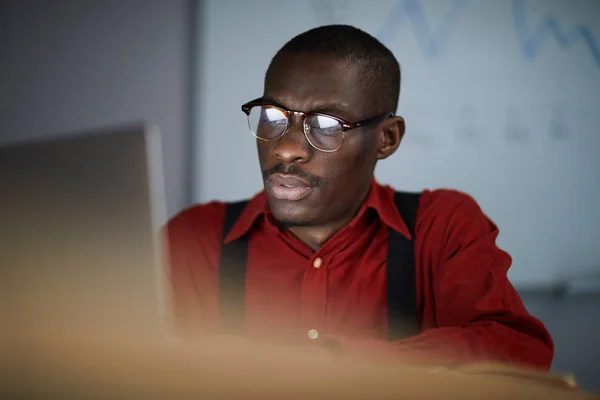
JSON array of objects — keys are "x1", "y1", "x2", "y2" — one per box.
[{"x1": 272, "y1": 113, "x2": 313, "y2": 164}]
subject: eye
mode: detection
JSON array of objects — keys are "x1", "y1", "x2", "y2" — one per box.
[
  {"x1": 308, "y1": 115, "x2": 342, "y2": 136},
  {"x1": 262, "y1": 107, "x2": 287, "y2": 125}
]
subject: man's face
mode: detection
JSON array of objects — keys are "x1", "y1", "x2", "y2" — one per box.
[{"x1": 257, "y1": 54, "x2": 390, "y2": 227}]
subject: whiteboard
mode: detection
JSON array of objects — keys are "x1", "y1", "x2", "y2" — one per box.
[{"x1": 193, "y1": 0, "x2": 600, "y2": 288}]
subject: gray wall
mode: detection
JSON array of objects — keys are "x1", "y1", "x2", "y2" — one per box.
[
  {"x1": 522, "y1": 293, "x2": 600, "y2": 392},
  {"x1": 0, "y1": 0, "x2": 192, "y2": 218}
]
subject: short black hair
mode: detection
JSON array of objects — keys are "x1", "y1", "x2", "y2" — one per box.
[{"x1": 266, "y1": 24, "x2": 401, "y2": 114}]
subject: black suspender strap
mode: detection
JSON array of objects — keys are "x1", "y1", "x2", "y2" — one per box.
[
  {"x1": 386, "y1": 191, "x2": 422, "y2": 340},
  {"x1": 219, "y1": 200, "x2": 249, "y2": 334}
]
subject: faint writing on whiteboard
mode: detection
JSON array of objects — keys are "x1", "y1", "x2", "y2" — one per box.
[
  {"x1": 454, "y1": 106, "x2": 482, "y2": 144},
  {"x1": 402, "y1": 105, "x2": 593, "y2": 148},
  {"x1": 505, "y1": 106, "x2": 532, "y2": 143},
  {"x1": 375, "y1": 0, "x2": 600, "y2": 68},
  {"x1": 548, "y1": 105, "x2": 570, "y2": 140}
]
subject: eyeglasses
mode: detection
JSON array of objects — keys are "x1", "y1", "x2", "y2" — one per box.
[{"x1": 241, "y1": 98, "x2": 393, "y2": 152}]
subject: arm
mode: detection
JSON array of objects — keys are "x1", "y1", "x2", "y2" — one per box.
[
  {"x1": 328, "y1": 192, "x2": 554, "y2": 370},
  {"x1": 163, "y1": 202, "x2": 226, "y2": 336}
]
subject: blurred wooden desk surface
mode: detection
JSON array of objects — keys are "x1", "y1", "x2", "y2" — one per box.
[{"x1": 3, "y1": 333, "x2": 599, "y2": 400}]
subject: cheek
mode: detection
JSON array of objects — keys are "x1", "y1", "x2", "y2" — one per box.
[
  {"x1": 340, "y1": 136, "x2": 378, "y2": 174},
  {"x1": 256, "y1": 141, "x2": 273, "y2": 166},
  {"x1": 351, "y1": 146, "x2": 376, "y2": 170},
  {"x1": 320, "y1": 147, "x2": 374, "y2": 188}
]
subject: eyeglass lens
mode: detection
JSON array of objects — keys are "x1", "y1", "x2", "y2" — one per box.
[{"x1": 248, "y1": 106, "x2": 344, "y2": 151}]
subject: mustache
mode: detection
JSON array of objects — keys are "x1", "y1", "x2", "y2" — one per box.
[{"x1": 262, "y1": 164, "x2": 322, "y2": 187}]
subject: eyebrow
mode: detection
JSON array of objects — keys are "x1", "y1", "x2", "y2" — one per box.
[
  {"x1": 262, "y1": 96, "x2": 353, "y2": 119},
  {"x1": 312, "y1": 102, "x2": 352, "y2": 117}
]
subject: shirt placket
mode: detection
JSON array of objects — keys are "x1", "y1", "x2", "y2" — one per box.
[{"x1": 300, "y1": 255, "x2": 328, "y2": 341}]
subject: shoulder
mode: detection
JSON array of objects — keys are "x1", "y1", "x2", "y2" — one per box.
[
  {"x1": 163, "y1": 199, "x2": 259, "y2": 265},
  {"x1": 166, "y1": 201, "x2": 228, "y2": 237},
  {"x1": 165, "y1": 192, "x2": 264, "y2": 246},
  {"x1": 415, "y1": 188, "x2": 498, "y2": 243},
  {"x1": 164, "y1": 201, "x2": 236, "y2": 254},
  {"x1": 416, "y1": 189, "x2": 502, "y2": 259},
  {"x1": 161, "y1": 202, "x2": 229, "y2": 275},
  {"x1": 418, "y1": 188, "x2": 488, "y2": 224}
]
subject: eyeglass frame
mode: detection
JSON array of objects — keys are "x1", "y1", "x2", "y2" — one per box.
[{"x1": 241, "y1": 97, "x2": 394, "y2": 153}]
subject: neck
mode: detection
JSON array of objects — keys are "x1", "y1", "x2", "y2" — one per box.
[
  {"x1": 286, "y1": 196, "x2": 370, "y2": 251},
  {"x1": 281, "y1": 181, "x2": 374, "y2": 251},
  {"x1": 287, "y1": 217, "x2": 354, "y2": 251}
]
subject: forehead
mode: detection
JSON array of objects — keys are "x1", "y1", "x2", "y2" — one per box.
[{"x1": 264, "y1": 54, "x2": 366, "y2": 119}]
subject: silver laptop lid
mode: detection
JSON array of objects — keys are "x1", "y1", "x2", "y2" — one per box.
[{"x1": 0, "y1": 123, "x2": 169, "y2": 343}]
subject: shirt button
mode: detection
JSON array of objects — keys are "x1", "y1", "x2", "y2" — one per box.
[
  {"x1": 308, "y1": 329, "x2": 319, "y2": 340},
  {"x1": 312, "y1": 257, "x2": 322, "y2": 269}
]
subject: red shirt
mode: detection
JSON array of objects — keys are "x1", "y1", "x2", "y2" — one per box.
[{"x1": 165, "y1": 180, "x2": 553, "y2": 370}]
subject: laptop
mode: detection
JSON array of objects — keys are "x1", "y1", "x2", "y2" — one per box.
[{"x1": 0, "y1": 123, "x2": 171, "y2": 345}]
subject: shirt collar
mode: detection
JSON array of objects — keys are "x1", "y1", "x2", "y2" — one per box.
[{"x1": 224, "y1": 179, "x2": 412, "y2": 243}]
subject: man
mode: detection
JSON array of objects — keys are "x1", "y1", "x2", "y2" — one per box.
[{"x1": 166, "y1": 24, "x2": 553, "y2": 370}]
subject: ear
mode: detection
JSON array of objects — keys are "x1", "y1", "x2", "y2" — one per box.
[{"x1": 376, "y1": 116, "x2": 405, "y2": 160}]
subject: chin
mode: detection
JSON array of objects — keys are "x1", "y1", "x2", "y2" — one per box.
[{"x1": 268, "y1": 199, "x2": 315, "y2": 228}]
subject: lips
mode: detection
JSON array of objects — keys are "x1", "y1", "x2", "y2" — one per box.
[{"x1": 266, "y1": 174, "x2": 314, "y2": 201}]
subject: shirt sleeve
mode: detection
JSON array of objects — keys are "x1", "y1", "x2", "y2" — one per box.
[
  {"x1": 164, "y1": 202, "x2": 226, "y2": 336},
  {"x1": 331, "y1": 192, "x2": 554, "y2": 370}
]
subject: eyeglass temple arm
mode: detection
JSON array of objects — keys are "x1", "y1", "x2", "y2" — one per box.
[{"x1": 345, "y1": 112, "x2": 395, "y2": 129}]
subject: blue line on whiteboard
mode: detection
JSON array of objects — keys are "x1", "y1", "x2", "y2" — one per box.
[
  {"x1": 378, "y1": 0, "x2": 600, "y2": 68},
  {"x1": 377, "y1": 0, "x2": 468, "y2": 59},
  {"x1": 512, "y1": 0, "x2": 600, "y2": 68}
]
